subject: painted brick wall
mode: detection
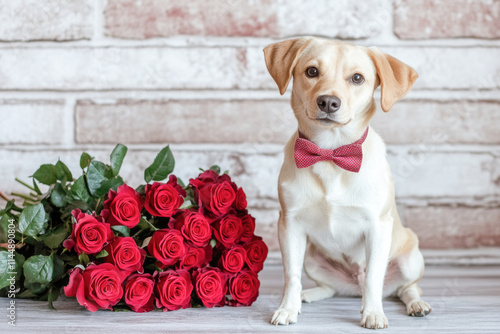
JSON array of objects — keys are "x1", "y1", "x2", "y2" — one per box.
[{"x1": 0, "y1": 0, "x2": 499, "y2": 254}]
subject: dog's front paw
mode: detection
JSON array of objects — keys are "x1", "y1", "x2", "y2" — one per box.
[
  {"x1": 407, "y1": 300, "x2": 431, "y2": 317},
  {"x1": 361, "y1": 310, "x2": 388, "y2": 329},
  {"x1": 270, "y1": 307, "x2": 300, "y2": 325}
]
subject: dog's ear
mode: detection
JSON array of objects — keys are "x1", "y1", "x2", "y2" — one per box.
[
  {"x1": 368, "y1": 47, "x2": 418, "y2": 112},
  {"x1": 263, "y1": 38, "x2": 311, "y2": 95}
]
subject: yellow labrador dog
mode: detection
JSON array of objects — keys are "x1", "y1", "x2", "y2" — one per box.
[{"x1": 264, "y1": 37, "x2": 431, "y2": 329}]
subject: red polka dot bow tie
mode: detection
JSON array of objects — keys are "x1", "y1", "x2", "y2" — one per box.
[{"x1": 294, "y1": 128, "x2": 369, "y2": 172}]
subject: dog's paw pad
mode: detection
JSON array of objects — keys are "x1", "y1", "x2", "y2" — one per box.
[
  {"x1": 270, "y1": 308, "x2": 300, "y2": 325},
  {"x1": 407, "y1": 300, "x2": 431, "y2": 317},
  {"x1": 361, "y1": 311, "x2": 388, "y2": 329}
]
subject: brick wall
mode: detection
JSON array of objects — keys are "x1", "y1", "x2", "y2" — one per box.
[{"x1": 0, "y1": 0, "x2": 499, "y2": 255}]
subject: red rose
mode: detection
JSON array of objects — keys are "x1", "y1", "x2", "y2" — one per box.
[
  {"x1": 144, "y1": 175, "x2": 186, "y2": 218},
  {"x1": 234, "y1": 188, "x2": 247, "y2": 211},
  {"x1": 213, "y1": 214, "x2": 243, "y2": 248},
  {"x1": 101, "y1": 184, "x2": 144, "y2": 228},
  {"x1": 178, "y1": 245, "x2": 212, "y2": 270},
  {"x1": 240, "y1": 214, "x2": 256, "y2": 243},
  {"x1": 189, "y1": 170, "x2": 218, "y2": 189},
  {"x1": 193, "y1": 267, "x2": 228, "y2": 308},
  {"x1": 147, "y1": 229, "x2": 187, "y2": 268},
  {"x1": 170, "y1": 211, "x2": 212, "y2": 247},
  {"x1": 220, "y1": 246, "x2": 246, "y2": 274},
  {"x1": 244, "y1": 237, "x2": 268, "y2": 273},
  {"x1": 228, "y1": 270, "x2": 260, "y2": 307},
  {"x1": 64, "y1": 263, "x2": 127, "y2": 312},
  {"x1": 154, "y1": 270, "x2": 193, "y2": 311},
  {"x1": 124, "y1": 273, "x2": 155, "y2": 313},
  {"x1": 190, "y1": 171, "x2": 236, "y2": 217},
  {"x1": 63, "y1": 209, "x2": 114, "y2": 255},
  {"x1": 104, "y1": 237, "x2": 146, "y2": 274}
]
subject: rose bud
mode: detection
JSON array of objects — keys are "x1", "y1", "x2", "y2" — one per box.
[
  {"x1": 220, "y1": 245, "x2": 246, "y2": 275},
  {"x1": 154, "y1": 270, "x2": 193, "y2": 311},
  {"x1": 213, "y1": 214, "x2": 243, "y2": 248},
  {"x1": 178, "y1": 245, "x2": 212, "y2": 270},
  {"x1": 63, "y1": 209, "x2": 114, "y2": 255},
  {"x1": 169, "y1": 211, "x2": 212, "y2": 247},
  {"x1": 234, "y1": 188, "x2": 247, "y2": 211},
  {"x1": 101, "y1": 184, "x2": 144, "y2": 228},
  {"x1": 228, "y1": 269, "x2": 260, "y2": 307},
  {"x1": 103, "y1": 237, "x2": 146, "y2": 274},
  {"x1": 243, "y1": 237, "x2": 268, "y2": 273},
  {"x1": 239, "y1": 214, "x2": 256, "y2": 243},
  {"x1": 124, "y1": 273, "x2": 155, "y2": 313},
  {"x1": 64, "y1": 263, "x2": 127, "y2": 312},
  {"x1": 147, "y1": 229, "x2": 187, "y2": 268},
  {"x1": 144, "y1": 175, "x2": 186, "y2": 218},
  {"x1": 193, "y1": 267, "x2": 228, "y2": 308}
]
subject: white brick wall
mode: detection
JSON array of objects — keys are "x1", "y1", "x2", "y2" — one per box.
[{"x1": 0, "y1": 0, "x2": 499, "y2": 252}]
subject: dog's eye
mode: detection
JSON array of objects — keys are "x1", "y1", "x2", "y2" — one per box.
[
  {"x1": 306, "y1": 67, "x2": 319, "y2": 78},
  {"x1": 351, "y1": 73, "x2": 364, "y2": 84}
]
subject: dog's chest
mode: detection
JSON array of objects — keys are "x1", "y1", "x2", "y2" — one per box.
[{"x1": 294, "y1": 161, "x2": 374, "y2": 259}]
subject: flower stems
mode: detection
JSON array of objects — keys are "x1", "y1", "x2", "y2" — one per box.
[
  {"x1": 15, "y1": 178, "x2": 37, "y2": 192},
  {"x1": 0, "y1": 190, "x2": 10, "y2": 201}
]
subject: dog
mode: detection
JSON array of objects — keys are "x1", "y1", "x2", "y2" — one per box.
[{"x1": 263, "y1": 37, "x2": 431, "y2": 329}]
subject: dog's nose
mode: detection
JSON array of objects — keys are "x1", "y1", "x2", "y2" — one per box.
[{"x1": 317, "y1": 95, "x2": 341, "y2": 113}]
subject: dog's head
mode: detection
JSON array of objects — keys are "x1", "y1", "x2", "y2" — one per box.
[{"x1": 264, "y1": 37, "x2": 418, "y2": 131}]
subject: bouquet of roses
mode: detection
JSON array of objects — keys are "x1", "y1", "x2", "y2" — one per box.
[{"x1": 0, "y1": 144, "x2": 267, "y2": 312}]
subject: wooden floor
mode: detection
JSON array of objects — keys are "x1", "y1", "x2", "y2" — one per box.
[{"x1": 2, "y1": 265, "x2": 500, "y2": 333}]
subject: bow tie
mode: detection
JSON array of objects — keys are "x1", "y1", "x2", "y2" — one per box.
[{"x1": 294, "y1": 128, "x2": 369, "y2": 172}]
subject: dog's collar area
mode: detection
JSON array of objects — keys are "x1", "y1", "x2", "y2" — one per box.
[
  {"x1": 297, "y1": 127, "x2": 369, "y2": 147},
  {"x1": 294, "y1": 127, "x2": 369, "y2": 172}
]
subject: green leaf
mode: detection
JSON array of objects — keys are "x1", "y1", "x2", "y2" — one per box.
[
  {"x1": 144, "y1": 263, "x2": 163, "y2": 272},
  {"x1": 177, "y1": 177, "x2": 186, "y2": 189},
  {"x1": 55, "y1": 160, "x2": 73, "y2": 181},
  {"x1": 0, "y1": 250, "x2": 24, "y2": 290},
  {"x1": 144, "y1": 145, "x2": 175, "y2": 183},
  {"x1": 80, "y1": 152, "x2": 93, "y2": 169},
  {"x1": 111, "y1": 225, "x2": 130, "y2": 237},
  {"x1": 71, "y1": 175, "x2": 91, "y2": 203},
  {"x1": 94, "y1": 176, "x2": 124, "y2": 198},
  {"x1": 60, "y1": 200, "x2": 90, "y2": 218},
  {"x1": 0, "y1": 200, "x2": 14, "y2": 216},
  {"x1": 135, "y1": 184, "x2": 146, "y2": 196},
  {"x1": 113, "y1": 305, "x2": 132, "y2": 312},
  {"x1": 137, "y1": 218, "x2": 158, "y2": 231},
  {"x1": 209, "y1": 165, "x2": 221, "y2": 174},
  {"x1": 78, "y1": 252, "x2": 90, "y2": 266},
  {"x1": 110, "y1": 144, "x2": 128, "y2": 177},
  {"x1": 19, "y1": 204, "x2": 49, "y2": 237},
  {"x1": 58, "y1": 253, "x2": 80, "y2": 267},
  {"x1": 23, "y1": 254, "x2": 54, "y2": 293},
  {"x1": 18, "y1": 289, "x2": 37, "y2": 299},
  {"x1": 32, "y1": 179, "x2": 42, "y2": 195},
  {"x1": 95, "y1": 249, "x2": 109, "y2": 259},
  {"x1": 0, "y1": 214, "x2": 13, "y2": 243},
  {"x1": 33, "y1": 164, "x2": 57, "y2": 185},
  {"x1": 42, "y1": 226, "x2": 68, "y2": 249},
  {"x1": 50, "y1": 183, "x2": 67, "y2": 208},
  {"x1": 210, "y1": 239, "x2": 217, "y2": 248},
  {"x1": 86, "y1": 161, "x2": 109, "y2": 196},
  {"x1": 52, "y1": 254, "x2": 65, "y2": 282}
]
